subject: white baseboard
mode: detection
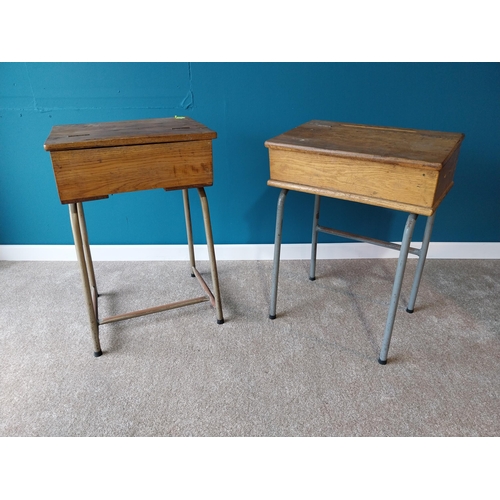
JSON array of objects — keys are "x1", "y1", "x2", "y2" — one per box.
[{"x1": 1, "y1": 243, "x2": 499, "y2": 261}]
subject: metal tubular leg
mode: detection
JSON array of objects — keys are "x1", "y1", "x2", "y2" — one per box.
[
  {"x1": 269, "y1": 189, "x2": 289, "y2": 320},
  {"x1": 197, "y1": 187, "x2": 224, "y2": 324},
  {"x1": 378, "y1": 213, "x2": 418, "y2": 365},
  {"x1": 406, "y1": 211, "x2": 436, "y2": 313},
  {"x1": 182, "y1": 189, "x2": 196, "y2": 277},
  {"x1": 76, "y1": 203, "x2": 97, "y2": 291},
  {"x1": 76, "y1": 202, "x2": 98, "y2": 321},
  {"x1": 69, "y1": 204, "x2": 102, "y2": 357},
  {"x1": 309, "y1": 195, "x2": 321, "y2": 281},
  {"x1": 76, "y1": 203, "x2": 99, "y2": 323}
]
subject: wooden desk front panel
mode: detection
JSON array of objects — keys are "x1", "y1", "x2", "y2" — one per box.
[
  {"x1": 51, "y1": 140, "x2": 213, "y2": 204},
  {"x1": 268, "y1": 147, "x2": 459, "y2": 215}
]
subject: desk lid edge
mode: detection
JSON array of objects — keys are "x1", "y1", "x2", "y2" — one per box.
[{"x1": 44, "y1": 117, "x2": 216, "y2": 151}]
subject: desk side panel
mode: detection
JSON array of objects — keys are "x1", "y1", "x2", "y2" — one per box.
[
  {"x1": 268, "y1": 148, "x2": 439, "y2": 211},
  {"x1": 432, "y1": 145, "x2": 461, "y2": 207},
  {"x1": 50, "y1": 140, "x2": 213, "y2": 204}
]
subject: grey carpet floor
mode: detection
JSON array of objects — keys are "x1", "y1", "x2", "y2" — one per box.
[{"x1": 1, "y1": 259, "x2": 499, "y2": 436}]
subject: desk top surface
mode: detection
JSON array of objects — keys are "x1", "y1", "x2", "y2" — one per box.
[
  {"x1": 265, "y1": 120, "x2": 464, "y2": 169},
  {"x1": 44, "y1": 116, "x2": 216, "y2": 152}
]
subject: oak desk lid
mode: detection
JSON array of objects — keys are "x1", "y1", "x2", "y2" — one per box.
[
  {"x1": 265, "y1": 120, "x2": 464, "y2": 169},
  {"x1": 44, "y1": 117, "x2": 216, "y2": 152}
]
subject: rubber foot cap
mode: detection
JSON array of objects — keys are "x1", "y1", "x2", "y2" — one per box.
[
  {"x1": 94, "y1": 350, "x2": 103, "y2": 357},
  {"x1": 406, "y1": 308, "x2": 414, "y2": 314},
  {"x1": 191, "y1": 273, "x2": 195, "y2": 278},
  {"x1": 269, "y1": 314, "x2": 276, "y2": 320},
  {"x1": 309, "y1": 277, "x2": 316, "y2": 281},
  {"x1": 378, "y1": 358, "x2": 387, "y2": 365},
  {"x1": 217, "y1": 319, "x2": 224, "y2": 325}
]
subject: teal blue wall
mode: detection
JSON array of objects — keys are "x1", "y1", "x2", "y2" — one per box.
[{"x1": 1, "y1": 63, "x2": 499, "y2": 245}]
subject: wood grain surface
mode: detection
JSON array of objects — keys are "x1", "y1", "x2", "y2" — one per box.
[
  {"x1": 44, "y1": 117, "x2": 216, "y2": 151},
  {"x1": 266, "y1": 120, "x2": 464, "y2": 214},
  {"x1": 45, "y1": 117, "x2": 216, "y2": 204},
  {"x1": 51, "y1": 140, "x2": 213, "y2": 204}
]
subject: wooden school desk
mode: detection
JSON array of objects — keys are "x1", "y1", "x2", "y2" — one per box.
[
  {"x1": 265, "y1": 120, "x2": 464, "y2": 364},
  {"x1": 44, "y1": 117, "x2": 224, "y2": 357}
]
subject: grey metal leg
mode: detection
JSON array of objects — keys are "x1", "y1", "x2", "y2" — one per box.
[
  {"x1": 69, "y1": 203, "x2": 102, "y2": 357},
  {"x1": 269, "y1": 189, "x2": 289, "y2": 320},
  {"x1": 406, "y1": 211, "x2": 436, "y2": 313},
  {"x1": 182, "y1": 189, "x2": 196, "y2": 277},
  {"x1": 309, "y1": 195, "x2": 321, "y2": 281},
  {"x1": 197, "y1": 187, "x2": 224, "y2": 324},
  {"x1": 378, "y1": 213, "x2": 418, "y2": 365}
]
